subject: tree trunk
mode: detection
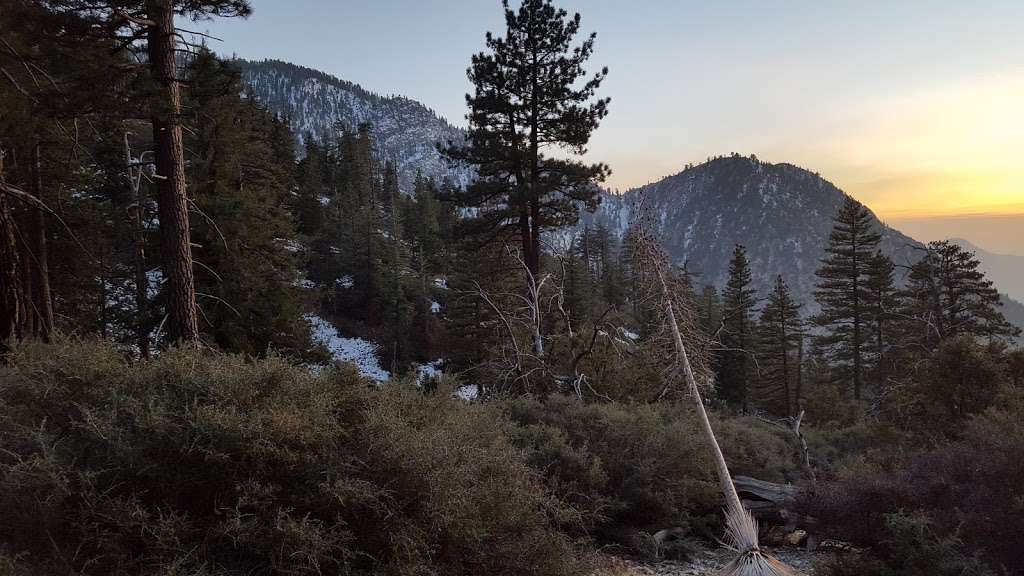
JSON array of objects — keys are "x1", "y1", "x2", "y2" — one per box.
[
  {"x1": 29, "y1": 142, "x2": 54, "y2": 341},
  {"x1": 795, "y1": 336, "x2": 804, "y2": 413},
  {"x1": 658, "y1": 267, "x2": 745, "y2": 520},
  {"x1": 781, "y1": 322, "x2": 790, "y2": 417},
  {"x1": 851, "y1": 242, "x2": 861, "y2": 400},
  {"x1": 0, "y1": 152, "x2": 20, "y2": 355},
  {"x1": 146, "y1": 0, "x2": 199, "y2": 343},
  {"x1": 18, "y1": 241, "x2": 34, "y2": 337},
  {"x1": 124, "y1": 133, "x2": 150, "y2": 358}
]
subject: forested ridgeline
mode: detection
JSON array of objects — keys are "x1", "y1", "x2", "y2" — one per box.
[{"x1": 1, "y1": 1, "x2": 1023, "y2": 575}]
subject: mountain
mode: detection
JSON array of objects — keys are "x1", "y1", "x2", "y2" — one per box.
[
  {"x1": 999, "y1": 294, "x2": 1024, "y2": 342},
  {"x1": 582, "y1": 154, "x2": 924, "y2": 307},
  {"x1": 951, "y1": 239, "x2": 1024, "y2": 303},
  {"x1": 234, "y1": 60, "x2": 1009, "y2": 316},
  {"x1": 237, "y1": 59, "x2": 471, "y2": 193}
]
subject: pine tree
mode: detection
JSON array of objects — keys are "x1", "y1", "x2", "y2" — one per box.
[
  {"x1": 403, "y1": 174, "x2": 444, "y2": 362},
  {"x1": 864, "y1": 250, "x2": 899, "y2": 377},
  {"x1": 64, "y1": 0, "x2": 251, "y2": 343},
  {"x1": 563, "y1": 231, "x2": 595, "y2": 323},
  {"x1": 378, "y1": 161, "x2": 412, "y2": 371},
  {"x1": 813, "y1": 196, "x2": 881, "y2": 400},
  {"x1": 444, "y1": 0, "x2": 610, "y2": 354},
  {"x1": 901, "y1": 240, "x2": 1020, "y2": 349},
  {"x1": 755, "y1": 275, "x2": 804, "y2": 417},
  {"x1": 594, "y1": 224, "x2": 625, "y2": 306},
  {"x1": 294, "y1": 140, "x2": 327, "y2": 236},
  {"x1": 718, "y1": 245, "x2": 758, "y2": 410},
  {"x1": 184, "y1": 51, "x2": 315, "y2": 357},
  {"x1": 443, "y1": 240, "x2": 519, "y2": 393},
  {"x1": 698, "y1": 284, "x2": 722, "y2": 339},
  {"x1": 0, "y1": 2, "x2": 140, "y2": 350}
]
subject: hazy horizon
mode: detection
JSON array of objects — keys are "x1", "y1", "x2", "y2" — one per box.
[{"x1": 196, "y1": 0, "x2": 1023, "y2": 248}]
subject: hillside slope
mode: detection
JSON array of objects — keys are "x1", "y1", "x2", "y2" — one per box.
[
  {"x1": 583, "y1": 155, "x2": 924, "y2": 306},
  {"x1": 238, "y1": 59, "x2": 471, "y2": 193}
]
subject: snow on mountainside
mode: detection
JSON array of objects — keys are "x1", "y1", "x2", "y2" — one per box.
[
  {"x1": 237, "y1": 59, "x2": 472, "y2": 193},
  {"x1": 234, "y1": 59, "x2": 1007, "y2": 317},
  {"x1": 582, "y1": 155, "x2": 924, "y2": 307}
]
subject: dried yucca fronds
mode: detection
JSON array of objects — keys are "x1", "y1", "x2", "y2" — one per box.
[{"x1": 630, "y1": 211, "x2": 801, "y2": 576}]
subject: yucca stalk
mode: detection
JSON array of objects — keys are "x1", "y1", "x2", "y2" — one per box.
[{"x1": 635, "y1": 223, "x2": 800, "y2": 576}]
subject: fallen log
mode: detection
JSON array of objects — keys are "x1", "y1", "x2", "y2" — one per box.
[
  {"x1": 734, "y1": 476, "x2": 798, "y2": 504},
  {"x1": 734, "y1": 476, "x2": 814, "y2": 532}
]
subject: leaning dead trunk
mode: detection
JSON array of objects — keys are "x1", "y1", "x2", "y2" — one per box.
[
  {"x1": 636, "y1": 219, "x2": 799, "y2": 576},
  {"x1": 146, "y1": 0, "x2": 199, "y2": 343}
]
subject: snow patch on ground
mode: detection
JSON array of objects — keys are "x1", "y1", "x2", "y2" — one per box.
[
  {"x1": 293, "y1": 274, "x2": 316, "y2": 289},
  {"x1": 337, "y1": 275, "x2": 354, "y2": 288},
  {"x1": 416, "y1": 359, "x2": 443, "y2": 384},
  {"x1": 620, "y1": 328, "x2": 640, "y2": 341},
  {"x1": 304, "y1": 314, "x2": 389, "y2": 382},
  {"x1": 430, "y1": 300, "x2": 441, "y2": 313},
  {"x1": 456, "y1": 384, "x2": 479, "y2": 401},
  {"x1": 432, "y1": 277, "x2": 448, "y2": 290},
  {"x1": 276, "y1": 238, "x2": 305, "y2": 253}
]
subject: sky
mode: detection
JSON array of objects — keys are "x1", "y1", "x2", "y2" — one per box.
[{"x1": 195, "y1": 0, "x2": 1024, "y2": 254}]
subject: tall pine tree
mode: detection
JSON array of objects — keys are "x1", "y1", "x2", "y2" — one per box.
[
  {"x1": 445, "y1": 0, "x2": 610, "y2": 354},
  {"x1": 900, "y1": 240, "x2": 1019, "y2": 349},
  {"x1": 864, "y1": 250, "x2": 899, "y2": 377},
  {"x1": 185, "y1": 51, "x2": 315, "y2": 357},
  {"x1": 756, "y1": 275, "x2": 804, "y2": 417},
  {"x1": 718, "y1": 245, "x2": 758, "y2": 410},
  {"x1": 813, "y1": 196, "x2": 881, "y2": 400}
]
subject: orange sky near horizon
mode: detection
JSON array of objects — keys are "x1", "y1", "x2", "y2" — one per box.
[
  {"x1": 599, "y1": 73, "x2": 1024, "y2": 222},
  {"x1": 821, "y1": 74, "x2": 1024, "y2": 220}
]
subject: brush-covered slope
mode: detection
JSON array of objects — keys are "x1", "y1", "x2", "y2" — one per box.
[
  {"x1": 585, "y1": 155, "x2": 923, "y2": 306},
  {"x1": 237, "y1": 59, "x2": 471, "y2": 193}
]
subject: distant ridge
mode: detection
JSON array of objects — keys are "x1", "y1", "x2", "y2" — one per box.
[
  {"x1": 236, "y1": 58, "x2": 471, "y2": 193},
  {"x1": 951, "y1": 238, "x2": 1024, "y2": 303},
  {"x1": 582, "y1": 154, "x2": 924, "y2": 307}
]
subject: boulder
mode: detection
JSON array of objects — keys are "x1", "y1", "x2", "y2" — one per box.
[{"x1": 784, "y1": 530, "x2": 808, "y2": 547}]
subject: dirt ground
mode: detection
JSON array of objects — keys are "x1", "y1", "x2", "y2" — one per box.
[{"x1": 596, "y1": 546, "x2": 827, "y2": 575}]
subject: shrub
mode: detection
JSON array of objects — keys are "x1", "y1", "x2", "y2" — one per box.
[
  {"x1": 813, "y1": 553, "x2": 895, "y2": 576},
  {"x1": 501, "y1": 395, "x2": 802, "y2": 546},
  {"x1": 888, "y1": 337, "x2": 1009, "y2": 440},
  {"x1": 0, "y1": 340, "x2": 581, "y2": 576},
  {"x1": 812, "y1": 513, "x2": 995, "y2": 576},
  {"x1": 713, "y1": 415, "x2": 804, "y2": 483},
  {"x1": 800, "y1": 388, "x2": 1024, "y2": 575}
]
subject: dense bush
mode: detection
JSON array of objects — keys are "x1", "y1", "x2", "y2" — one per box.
[
  {"x1": 891, "y1": 337, "x2": 1010, "y2": 439},
  {"x1": 804, "y1": 388, "x2": 1024, "y2": 575},
  {"x1": 501, "y1": 395, "x2": 802, "y2": 545},
  {"x1": 0, "y1": 341, "x2": 581, "y2": 576}
]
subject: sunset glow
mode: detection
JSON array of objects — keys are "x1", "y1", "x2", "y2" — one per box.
[
  {"x1": 824, "y1": 75, "x2": 1024, "y2": 219},
  {"x1": 201, "y1": 0, "x2": 1024, "y2": 243}
]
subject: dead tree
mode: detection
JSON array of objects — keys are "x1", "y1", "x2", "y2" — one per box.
[
  {"x1": 0, "y1": 149, "x2": 20, "y2": 355},
  {"x1": 631, "y1": 218, "x2": 799, "y2": 576},
  {"x1": 124, "y1": 132, "x2": 151, "y2": 358},
  {"x1": 467, "y1": 243, "x2": 622, "y2": 398},
  {"x1": 27, "y1": 142, "x2": 54, "y2": 340}
]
